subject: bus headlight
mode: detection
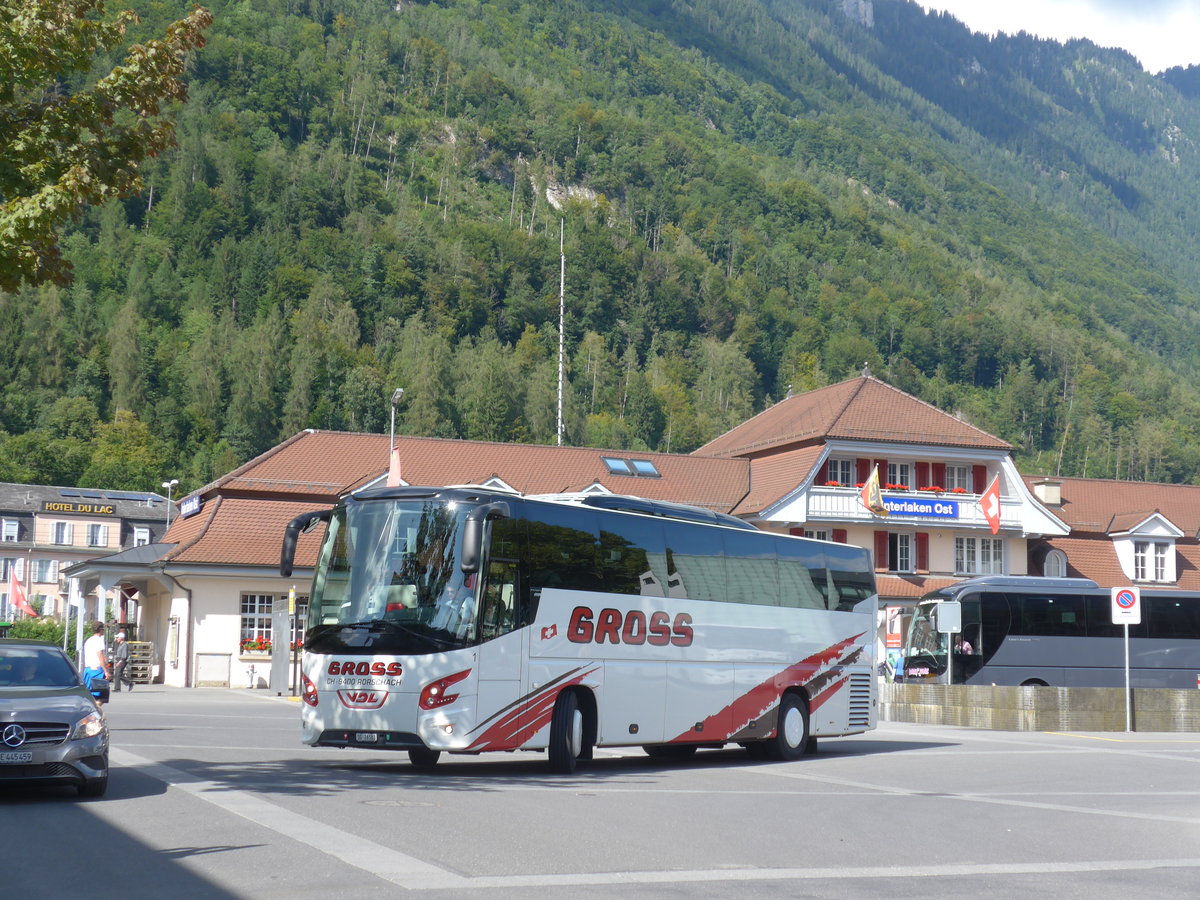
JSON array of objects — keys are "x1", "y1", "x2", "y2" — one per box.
[{"x1": 419, "y1": 669, "x2": 472, "y2": 710}]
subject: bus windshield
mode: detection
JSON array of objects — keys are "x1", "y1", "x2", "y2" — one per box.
[
  {"x1": 305, "y1": 497, "x2": 478, "y2": 655},
  {"x1": 902, "y1": 601, "x2": 948, "y2": 678}
]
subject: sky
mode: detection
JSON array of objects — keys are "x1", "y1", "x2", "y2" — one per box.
[{"x1": 919, "y1": 1, "x2": 1200, "y2": 73}]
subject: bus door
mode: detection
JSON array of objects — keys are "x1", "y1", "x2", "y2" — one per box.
[{"x1": 475, "y1": 558, "x2": 523, "y2": 716}]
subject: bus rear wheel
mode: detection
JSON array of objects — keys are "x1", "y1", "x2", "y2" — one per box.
[
  {"x1": 408, "y1": 747, "x2": 441, "y2": 768},
  {"x1": 549, "y1": 690, "x2": 584, "y2": 774},
  {"x1": 764, "y1": 693, "x2": 810, "y2": 762}
]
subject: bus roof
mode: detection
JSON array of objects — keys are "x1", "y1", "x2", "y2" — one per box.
[
  {"x1": 922, "y1": 575, "x2": 1101, "y2": 601},
  {"x1": 347, "y1": 485, "x2": 757, "y2": 531}
]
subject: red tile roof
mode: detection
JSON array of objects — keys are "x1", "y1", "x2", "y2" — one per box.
[
  {"x1": 695, "y1": 376, "x2": 1011, "y2": 459},
  {"x1": 169, "y1": 431, "x2": 753, "y2": 567},
  {"x1": 876, "y1": 574, "x2": 962, "y2": 601},
  {"x1": 732, "y1": 446, "x2": 826, "y2": 517},
  {"x1": 1021, "y1": 475, "x2": 1200, "y2": 535},
  {"x1": 166, "y1": 496, "x2": 328, "y2": 568}
]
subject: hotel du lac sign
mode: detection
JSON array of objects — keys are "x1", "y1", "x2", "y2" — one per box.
[{"x1": 882, "y1": 495, "x2": 959, "y2": 518}]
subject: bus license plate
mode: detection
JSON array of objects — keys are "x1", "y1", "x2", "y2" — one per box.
[
  {"x1": 0, "y1": 751, "x2": 33, "y2": 763},
  {"x1": 355, "y1": 733, "x2": 379, "y2": 743}
]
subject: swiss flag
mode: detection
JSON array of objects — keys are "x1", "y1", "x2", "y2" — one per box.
[
  {"x1": 980, "y1": 474, "x2": 1002, "y2": 535},
  {"x1": 8, "y1": 568, "x2": 36, "y2": 617}
]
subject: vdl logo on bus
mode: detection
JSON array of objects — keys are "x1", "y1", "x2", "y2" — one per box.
[{"x1": 567, "y1": 606, "x2": 694, "y2": 647}]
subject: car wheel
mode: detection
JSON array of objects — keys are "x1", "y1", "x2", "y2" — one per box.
[{"x1": 78, "y1": 774, "x2": 108, "y2": 798}]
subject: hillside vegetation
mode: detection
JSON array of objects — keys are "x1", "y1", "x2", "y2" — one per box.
[{"x1": 3, "y1": 0, "x2": 1200, "y2": 492}]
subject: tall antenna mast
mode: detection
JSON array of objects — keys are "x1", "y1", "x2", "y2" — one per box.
[{"x1": 557, "y1": 219, "x2": 566, "y2": 446}]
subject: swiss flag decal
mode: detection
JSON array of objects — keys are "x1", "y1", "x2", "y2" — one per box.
[{"x1": 980, "y1": 474, "x2": 1002, "y2": 535}]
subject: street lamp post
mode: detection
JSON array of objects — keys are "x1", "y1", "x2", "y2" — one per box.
[
  {"x1": 389, "y1": 388, "x2": 405, "y2": 449},
  {"x1": 162, "y1": 479, "x2": 179, "y2": 529}
]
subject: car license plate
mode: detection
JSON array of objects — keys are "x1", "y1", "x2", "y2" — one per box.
[
  {"x1": 355, "y1": 732, "x2": 379, "y2": 743},
  {"x1": 0, "y1": 751, "x2": 33, "y2": 763}
]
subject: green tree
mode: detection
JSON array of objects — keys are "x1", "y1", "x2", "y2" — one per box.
[{"x1": 0, "y1": 1, "x2": 212, "y2": 290}]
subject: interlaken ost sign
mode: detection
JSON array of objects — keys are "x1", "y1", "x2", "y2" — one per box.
[{"x1": 880, "y1": 496, "x2": 959, "y2": 518}]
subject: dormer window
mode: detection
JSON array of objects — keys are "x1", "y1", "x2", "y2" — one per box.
[{"x1": 1134, "y1": 541, "x2": 1169, "y2": 582}]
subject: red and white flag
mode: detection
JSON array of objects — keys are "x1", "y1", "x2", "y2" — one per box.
[
  {"x1": 980, "y1": 473, "x2": 1002, "y2": 535},
  {"x1": 8, "y1": 567, "x2": 36, "y2": 617}
]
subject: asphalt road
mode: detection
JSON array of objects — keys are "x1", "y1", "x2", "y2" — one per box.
[{"x1": 2, "y1": 686, "x2": 1198, "y2": 898}]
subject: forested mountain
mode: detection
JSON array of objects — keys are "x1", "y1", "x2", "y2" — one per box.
[{"x1": 4, "y1": 0, "x2": 1200, "y2": 493}]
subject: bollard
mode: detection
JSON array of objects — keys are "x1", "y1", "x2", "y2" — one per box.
[{"x1": 248, "y1": 664, "x2": 256, "y2": 688}]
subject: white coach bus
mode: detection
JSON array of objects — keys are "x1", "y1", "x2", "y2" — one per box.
[{"x1": 281, "y1": 486, "x2": 878, "y2": 773}]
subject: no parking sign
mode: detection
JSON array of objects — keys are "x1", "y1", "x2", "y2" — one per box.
[{"x1": 1111, "y1": 586, "x2": 1141, "y2": 625}]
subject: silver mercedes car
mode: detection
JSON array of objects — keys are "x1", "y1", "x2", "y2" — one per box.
[{"x1": 0, "y1": 638, "x2": 109, "y2": 797}]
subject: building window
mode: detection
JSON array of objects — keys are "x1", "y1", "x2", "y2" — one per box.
[
  {"x1": 889, "y1": 533, "x2": 912, "y2": 573},
  {"x1": 805, "y1": 529, "x2": 830, "y2": 542},
  {"x1": 827, "y1": 458, "x2": 853, "y2": 485},
  {"x1": 31, "y1": 559, "x2": 58, "y2": 584},
  {"x1": 0, "y1": 558, "x2": 15, "y2": 581},
  {"x1": 1043, "y1": 549, "x2": 1067, "y2": 578},
  {"x1": 86, "y1": 524, "x2": 109, "y2": 548},
  {"x1": 52, "y1": 522, "x2": 73, "y2": 545},
  {"x1": 240, "y1": 594, "x2": 274, "y2": 647},
  {"x1": 1134, "y1": 541, "x2": 1170, "y2": 582},
  {"x1": 945, "y1": 465, "x2": 970, "y2": 492},
  {"x1": 956, "y1": 537, "x2": 1004, "y2": 575},
  {"x1": 239, "y1": 593, "x2": 309, "y2": 651},
  {"x1": 887, "y1": 462, "x2": 911, "y2": 488},
  {"x1": 1, "y1": 519, "x2": 17, "y2": 542},
  {"x1": 134, "y1": 527, "x2": 151, "y2": 547}
]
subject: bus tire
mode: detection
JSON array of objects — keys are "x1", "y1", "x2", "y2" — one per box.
[
  {"x1": 643, "y1": 744, "x2": 698, "y2": 760},
  {"x1": 549, "y1": 690, "x2": 584, "y2": 774},
  {"x1": 764, "y1": 693, "x2": 810, "y2": 762},
  {"x1": 408, "y1": 747, "x2": 441, "y2": 768}
]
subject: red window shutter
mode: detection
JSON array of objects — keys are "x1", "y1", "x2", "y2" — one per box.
[
  {"x1": 972, "y1": 465, "x2": 988, "y2": 494},
  {"x1": 789, "y1": 527, "x2": 805, "y2": 537},
  {"x1": 875, "y1": 459, "x2": 888, "y2": 480},
  {"x1": 932, "y1": 462, "x2": 946, "y2": 486},
  {"x1": 915, "y1": 462, "x2": 930, "y2": 487},
  {"x1": 815, "y1": 461, "x2": 829, "y2": 483},
  {"x1": 856, "y1": 458, "x2": 871, "y2": 483},
  {"x1": 915, "y1": 532, "x2": 929, "y2": 573},
  {"x1": 874, "y1": 530, "x2": 889, "y2": 571},
  {"x1": 832, "y1": 528, "x2": 847, "y2": 544}
]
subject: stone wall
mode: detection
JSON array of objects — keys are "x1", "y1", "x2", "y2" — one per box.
[{"x1": 881, "y1": 682, "x2": 1200, "y2": 732}]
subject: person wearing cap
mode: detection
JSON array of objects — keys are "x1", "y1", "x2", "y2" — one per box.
[{"x1": 112, "y1": 630, "x2": 134, "y2": 692}]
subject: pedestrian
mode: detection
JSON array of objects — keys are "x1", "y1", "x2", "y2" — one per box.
[
  {"x1": 81, "y1": 623, "x2": 109, "y2": 703},
  {"x1": 112, "y1": 631, "x2": 134, "y2": 692}
]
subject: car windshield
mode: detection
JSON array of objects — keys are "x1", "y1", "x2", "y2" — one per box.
[{"x1": 0, "y1": 648, "x2": 81, "y2": 688}]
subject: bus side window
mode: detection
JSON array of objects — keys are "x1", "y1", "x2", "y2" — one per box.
[{"x1": 480, "y1": 559, "x2": 518, "y2": 642}]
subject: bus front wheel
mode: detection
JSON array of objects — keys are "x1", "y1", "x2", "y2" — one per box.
[
  {"x1": 408, "y1": 747, "x2": 441, "y2": 768},
  {"x1": 549, "y1": 690, "x2": 584, "y2": 774},
  {"x1": 765, "y1": 693, "x2": 810, "y2": 762}
]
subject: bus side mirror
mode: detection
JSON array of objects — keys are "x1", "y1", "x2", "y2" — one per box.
[
  {"x1": 281, "y1": 509, "x2": 331, "y2": 576},
  {"x1": 461, "y1": 502, "x2": 510, "y2": 573}
]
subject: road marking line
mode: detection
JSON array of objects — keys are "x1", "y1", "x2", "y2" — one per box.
[{"x1": 111, "y1": 748, "x2": 468, "y2": 890}]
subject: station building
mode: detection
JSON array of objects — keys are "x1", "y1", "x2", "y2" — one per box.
[{"x1": 61, "y1": 373, "x2": 1200, "y2": 687}]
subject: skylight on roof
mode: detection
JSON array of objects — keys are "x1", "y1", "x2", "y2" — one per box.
[
  {"x1": 601, "y1": 456, "x2": 660, "y2": 477},
  {"x1": 601, "y1": 457, "x2": 633, "y2": 475}
]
